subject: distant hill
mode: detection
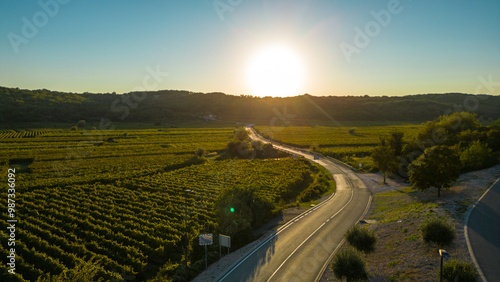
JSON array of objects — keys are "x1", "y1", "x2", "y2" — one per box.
[{"x1": 1, "y1": 86, "x2": 499, "y2": 125}]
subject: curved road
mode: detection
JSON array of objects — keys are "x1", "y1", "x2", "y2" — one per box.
[
  {"x1": 467, "y1": 178, "x2": 500, "y2": 282},
  {"x1": 217, "y1": 127, "x2": 371, "y2": 281}
]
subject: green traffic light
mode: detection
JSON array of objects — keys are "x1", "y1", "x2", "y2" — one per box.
[{"x1": 230, "y1": 207, "x2": 234, "y2": 212}]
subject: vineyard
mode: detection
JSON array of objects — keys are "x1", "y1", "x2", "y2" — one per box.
[
  {"x1": 254, "y1": 125, "x2": 422, "y2": 157},
  {"x1": 0, "y1": 127, "x2": 317, "y2": 281},
  {"x1": 0, "y1": 130, "x2": 53, "y2": 139}
]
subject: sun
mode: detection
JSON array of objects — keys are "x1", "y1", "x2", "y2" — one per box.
[{"x1": 246, "y1": 45, "x2": 305, "y2": 97}]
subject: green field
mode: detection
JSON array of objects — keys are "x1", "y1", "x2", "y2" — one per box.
[
  {"x1": 0, "y1": 127, "x2": 323, "y2": 281},
  {"x1": 254, "y1": 125, "x2": 423, "y2": 169}
]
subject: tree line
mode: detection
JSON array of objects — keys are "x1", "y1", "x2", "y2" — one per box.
[
  {"x1": 2, "y1": 86, "x2": 500, "y2": 125},
  {"x1": 371, "y1": 112, "x2": 500, "y2": 196}
]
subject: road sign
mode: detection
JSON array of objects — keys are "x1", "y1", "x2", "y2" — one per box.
[
  {"x1": 219, "y1": 234, "x2": 231, "y2": 258},
  {"x1": 220, "y1": 235, "x2": 231, "y2": 248},
  {"x1": 199, "y1": 234, "x2": 213, "y2": 246}
]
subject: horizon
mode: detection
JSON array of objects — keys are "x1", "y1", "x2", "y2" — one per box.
[
  {"x1": 1, "y1": 1, "x2": 500, "y2": 97},
  {"x1": 3, "y1": 85, "x2": 497, "y2": 99}
]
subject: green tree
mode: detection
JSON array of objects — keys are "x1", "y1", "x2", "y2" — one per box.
[
  {"x1": 409, "y1": 145, "x2": 460, "y2": 197},
  {"x1": 214, "y1": 185, "x2": 274, "y2": 247},
  {"x1": 330, "y1": 247, "x2": 369, "y2": 282},
  {"x1": 460, "y1": 141, "x2": 495, "y2": 171},
  {"x1": 194, "y1": 147, "x2": 206, "y2": 158},
  {"x1": 234, "y1": 127, "x2": 249, "y2": 141},
  {"x1": 77, "y1": 119, "x2": 86, "y2": 129},
  {"x1": 415, "y1": 112, "x2": 481, "y2": 146},
  {"x1": 486, "y1": 128, "x2": 500, "y2": 151},
  {"x1": 371, "y1": 137, "x2": 398, "y2": 184},
  {"x1": 388, "y1": 130, "x2": 405, "y2": 156},
  {"x1": 438, "y1": 112, "x2": 480, "y2": 137}
]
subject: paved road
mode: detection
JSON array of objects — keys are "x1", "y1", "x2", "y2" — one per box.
[
  {"x1": 217, "y1": 127, "x2": 371, "y2": 281},
  {"x1": 467, "y1": 179, "x2": 500, "y2": 282}
]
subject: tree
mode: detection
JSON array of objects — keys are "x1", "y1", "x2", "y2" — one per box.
[
  {"x1": 460, "y1": 141, "x2": 495, "y2": 171},
  {"x1": 486, "y1": 128, "x2": 500, "y2": 151},
  {"x1": 213, "y1": 185, "x2": 274, "y2": 247},
  {"x1": 409, "y1": 145, "x2": 460, "y2": 197},
  {"x1": 194, "y1": 147, "x2": 206, "y2": 158},
  {"x1": 330, "y1": 247, "x2": 369, "y2": 282},
  {"x1": 371, "y1": 137, "x2": 398, "y2": 184},
  {"x1": 388, "y1": 130, "x2": 405, "y2": 156},
  {"x1": 438, "y1": 112, "x2": 480, "y2": 137},
  {"x1": 234, "y1": 127, "x2": 249, "y2": 141},
  {"x1": 77, "y1": 119, "x2": 86, "y2": 129}
]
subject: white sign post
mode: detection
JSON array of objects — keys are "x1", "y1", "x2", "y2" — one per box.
[
  {"x1": 219, "y1": 234, "x2": 231, "y2": 258},
  {"x1": 199, "y1": 234, "x2": 213, "y2": 269}
]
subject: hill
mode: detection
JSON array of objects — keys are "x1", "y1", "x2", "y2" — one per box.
[{"x1": 1, "y1": 87, "x2": 499, "y2": 126}]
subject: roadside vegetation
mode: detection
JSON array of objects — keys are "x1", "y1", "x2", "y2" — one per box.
[
  {"x1": 345, "y1": 225, "x2": 377, "y2": 254},
  {"x1": 441, "y1": 259, "x2": 479, "y2": 282},
  {"x1": 321, "y1": 112, "x2": 499, "y2": 280},
  {"x1": 330, "y1": 247, "x2": 369, "y2": 282},
  {"x1": 323, "y1": 183, "x2": 482, "y2": 281},
  {"x1": 257, "y1": 112, "x2": 500, "y2": 198}
]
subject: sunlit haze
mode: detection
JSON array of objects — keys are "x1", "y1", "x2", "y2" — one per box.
[
  {"x1": 1, "y1": 1, "x2": 499, "y2": 96},
  {"x1": 246, "y1": 44, "x2": 305, "y2": 97}
]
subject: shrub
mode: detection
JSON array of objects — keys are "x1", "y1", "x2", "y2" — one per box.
[
  {"x1": 195, "y1": 147, "x2": 206, "y2": 157},
  {"x1": 420, "y1": 218, "x2": 455, "y2": 247},
  {"x1": 460, "y1": 141, "x2": 495, "y2": 171},
  {"x1": 345, "y1": 225, "x2": 377, "y2": 253},
  {"x1": 442, "y1": 259, "x2": 478, "y2": 282},
  {"x1": 330, "y1": 247, "x2": 369, "y2": 282},
  {"x1": 76, "y1": 119, "x2": 86, "y2": 129}
]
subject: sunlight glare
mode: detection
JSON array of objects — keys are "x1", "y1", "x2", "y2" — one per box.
[{"x1": 246, "y1": 45, "x2": 305, "y2": 97}]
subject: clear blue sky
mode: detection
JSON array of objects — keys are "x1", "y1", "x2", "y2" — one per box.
[{"x1": 1, "y1": 0, "x2": 499, "y2": 96}]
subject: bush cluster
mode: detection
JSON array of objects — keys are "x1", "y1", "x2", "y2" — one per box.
[
  {"x1": 345, "y1": 225, "x2": 377, "y2": 253},
  {"x1": 420, "y1": 218, "x2": 455, "y2": 247},
  {"x1": 442, "y1": 259, "x2": 478, "y2": 282},
  {"x1": 330, "y1": 247, "x2": 369, "y2": 282}
]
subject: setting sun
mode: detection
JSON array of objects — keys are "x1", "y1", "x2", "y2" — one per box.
[{"x1": 246, "y1": 45, "x2": 305, "y2": 97}]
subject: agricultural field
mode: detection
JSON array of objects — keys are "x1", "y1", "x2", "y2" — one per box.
[
  {"x1": 254, "y1": 125, "x2": 423, "y2": 169},
  {"x1": 0, "y1": 127, "x2": 317, "y2": 281},
  {"x1": 0, "y1": 129, "x2": 53, "y2": 139}
]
